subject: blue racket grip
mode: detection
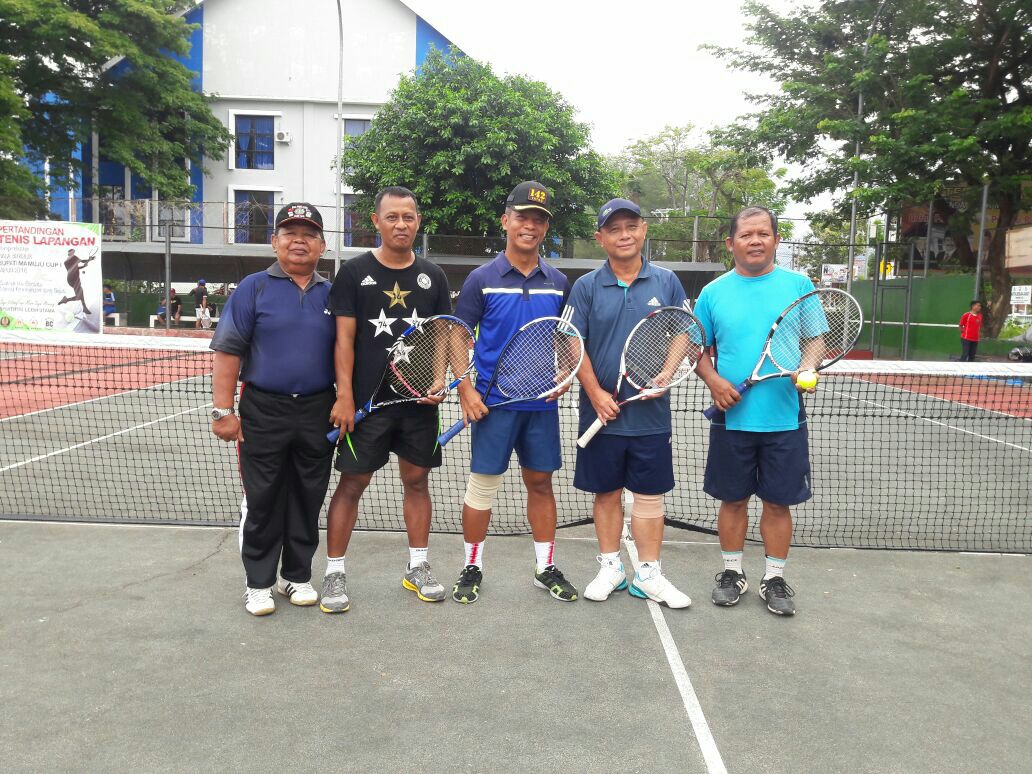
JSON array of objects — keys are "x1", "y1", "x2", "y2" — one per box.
[
  {"x1": 437, "y1": 418, "x2": 467, "y2": 447},
  {"x1": 701, "y1": 381, "x2": 751, "y2": 420},
  {"x1": 326, "y1": 408, "x2": 369, "y2": 443}
]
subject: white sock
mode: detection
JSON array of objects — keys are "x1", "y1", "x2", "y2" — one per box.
[
  {"x1": 464, "y1": 541, "x2": 483, "y2": 568},
  {"x1": 409, "y1": 546, "x2": 429, "y2": 570},
  {"x1": 764, "y1": 555, "x2": 786, "y2": 580},
  {"x1": 638, "y1": 559, "x2": 661, "y2": 579},
  {"x1": 599, "y1": 550, "x2": 622, "y2": 568},
  {"x1": 534, "y1": 540, "x2": 555, "y2": 572},
  {"x1": 325, "y1": 555, "x2": 346, "y2": 576},
  {"x1": 722, "y1": 550, "x2": 744, "y2": 573}
]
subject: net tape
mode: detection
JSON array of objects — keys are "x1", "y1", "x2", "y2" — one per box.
[{"x1": 2, "y1": 330, "x2": 1030, "y2": 552}]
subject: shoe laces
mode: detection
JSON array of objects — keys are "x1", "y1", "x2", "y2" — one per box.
[
  {"x1": 715, "y1": 569, "x2": 742, "y2": 588},
  {"x1": 764, "y1": 576, "x2": 794, "y2": 598},
  {"x1": 458, "y1": 564, "x2": 481, "y2": 583},
  {"x1": 323, "y1": 572, "x2": 347, "y2": 597},
  {"x1": 539, "y1": 564, "x2": 567, "y2": 584},
  {"x1": 410, "y1": 562, "x2": 438, "y2": 586},
  {"x1": 596, "y1": 555, "x2": 623, "y2": 571},
  {"x1": 245, "y1": 586, "x2": 272, "y2": 604}
]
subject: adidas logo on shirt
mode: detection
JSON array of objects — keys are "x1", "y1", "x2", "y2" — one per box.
[
  {"x1": 361, "y1": 275, "x2": 377, "y2": 287},
  {"x1": 647, "y1": 297, "x2": 661, "y2": 307}
]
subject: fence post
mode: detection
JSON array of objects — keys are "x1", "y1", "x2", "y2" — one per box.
[{"x1": 692, "y1": 216, "x2": 700, "y2": 262}]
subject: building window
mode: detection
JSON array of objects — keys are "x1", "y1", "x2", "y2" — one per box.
[
  {"x1": 235, "y1": 115, "x2": 275, "y2": 170},
  {"x1": 234, "y1": 190, "x2": 275, "y2": 243},
  {"x1": 345, "y1": 119, "x2": 370, "y2": 137}
]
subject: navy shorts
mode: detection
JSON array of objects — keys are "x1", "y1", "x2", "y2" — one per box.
[
  {"x1": 704, "y1": 424, "x2": 812, "y2": 506},
  {"x1": 334, "y1": 404, "x2": 441, "y2": 474},
  {"x1": 574, "y1": 433, "x2": 675, "y2": 495},
  {"x1": 470, "y1": 408, "x2": 561, "y2": 474}
]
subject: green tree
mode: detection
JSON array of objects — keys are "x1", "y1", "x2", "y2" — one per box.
[
  {"x1": 794, "y1": 212, "x2": 871, "y2": 282},
  {"x1": 708, "y1": 0, "x2": 1031, "y2": 335},
  {"x1": 619, "y1": 124, "x2": 788, "y2": 261},
  {"x1": 341, "y1": 48, "x2": 619, "y2": 239},
  {"x1": 0, "y1": 0, "x2": 230, "y2": 217}
]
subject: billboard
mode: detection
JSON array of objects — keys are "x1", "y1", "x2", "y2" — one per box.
[{"x1": 0, "y1": 221, "x2": 103, "y2": 333}]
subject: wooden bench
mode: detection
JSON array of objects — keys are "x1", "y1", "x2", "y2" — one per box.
[{"x1": 149, "y1": 314, "x2": 220, "y2": 327}]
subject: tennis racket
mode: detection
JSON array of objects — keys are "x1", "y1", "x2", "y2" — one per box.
[
  {"x1": 437, "y1": 315, "x2": 584, "y2": 446},
  {"x1": 327, "y1": 314, "x2": 476, "y2": 443},
  {"x1": 701, "y1": 288, "x2": 863, "y2": 420},
  {"x1": 577, "y1": 306, "x2": 705, "y2": 447},
  {"x1": 199, "y1": 308, "x2": 213, "y2": 329}
]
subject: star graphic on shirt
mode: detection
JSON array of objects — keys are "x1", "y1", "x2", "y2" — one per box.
[
  {"x1": 402, "y1": 310, "x2": 424, "y2": 329},
  {"x1": 392, "y1": 342, "x2": 414, "y2": 365},
  {"x1": 368, "y1": 308, "x2": 398, "y2": 337},
  {"x1": 383, "y1": 282, "x2": 412, "y2": 309}
]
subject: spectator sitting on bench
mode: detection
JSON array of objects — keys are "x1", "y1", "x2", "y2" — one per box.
[
  {"x1": 103, "y1": 285, "x2": 117, "y2": 319},
  {"x1": 156, "y1": 288, "x2": 183, "y2": 325}
]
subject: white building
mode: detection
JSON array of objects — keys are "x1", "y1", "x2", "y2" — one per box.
[{"x1": 51, "y1": 0, "x2": 462, "y2": 254}]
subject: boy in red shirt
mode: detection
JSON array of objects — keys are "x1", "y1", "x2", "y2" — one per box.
[{"x1": 959, "y1": 301, "x2": 983, "y2": 362}]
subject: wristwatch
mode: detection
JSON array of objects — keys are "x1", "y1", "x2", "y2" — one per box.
[{"x1": 210, "y1": 406, "x2": 235, "y2": 421}]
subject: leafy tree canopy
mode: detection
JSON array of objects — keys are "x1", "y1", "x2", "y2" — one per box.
[
  {"x1": 707, "y1": 0, "x2": 1031, "y2": 333},
  {"x1": 341, "y1": 48, "x2": 620, "y2": 238},
  {"x1": 0, "y1": 0, "x2": 231, "y2": 217}
]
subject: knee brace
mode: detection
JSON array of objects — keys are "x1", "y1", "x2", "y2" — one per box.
[
  {"x1": 630, "y1": 492, "x2": 664, "y2": 520},
  {"x1": 463, "y1": 472, "x2": 503, "y2": 510}
]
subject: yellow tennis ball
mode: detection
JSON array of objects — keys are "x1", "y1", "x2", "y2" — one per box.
[{"x1": 796, "y1": 370, "x2": 818, "y2": 389}]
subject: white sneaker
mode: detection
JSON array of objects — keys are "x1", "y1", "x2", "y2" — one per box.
[
  {"x1": 244, "y1": 586, "x2": 275, "y2": 616},
  {"x1": 584, "y1": 555, "x2": 628, "y2": 601},
  {"x1": 628, "y1": 567, "x2": 691, "y2": 609},
  {"x1": 275, "y1": 579, "x2": 318, "y2": 606}
]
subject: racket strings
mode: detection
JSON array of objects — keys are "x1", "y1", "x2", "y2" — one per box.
[
  {"x1": 494, "y1": 320, "x2": 583, "y2": 398},
  {"x1": 769, "y1": 291, "x2": 863, "y2": 372},
  {"x1": 623, "y1": 310, "x2": 704, "y2": 390},
  {"x1": 387, "y1": 318, "x2": 474, "y2": 397}
]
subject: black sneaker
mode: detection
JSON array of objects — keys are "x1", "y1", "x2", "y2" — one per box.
[
  {"x1": 758, "y1": 576, "x2": 796, "y2": 616},
  {"x1": 533, "y1": 564, "x2": 578, "y2": 602},
  {"x1": 711, "y1": 569, "x2": 748, "y2": 606},
  {"x1": 452, "y1": 564, "x2": 482, "y2": 604}
]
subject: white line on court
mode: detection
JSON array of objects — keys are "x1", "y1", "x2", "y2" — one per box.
[
  {"x1": 0, "y1": 406, "x2": 207, "y2": 474},
  {"x1": 830, "y1": 389, "x2": 1032, "y2": 453},
  {"x1": 622, "y1": 522, "x2": 728, "y2": 774}
]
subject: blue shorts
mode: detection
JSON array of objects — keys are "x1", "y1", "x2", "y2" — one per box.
[
  {"x1": 574, "y1": 433, "x2": 674, "y2": 495},
  {"x1": 470, "y1": 408, "x2": 561, "y2": 474},
  {"x1": 704, "y1": 425, "x2": 812, "y2": 506}
]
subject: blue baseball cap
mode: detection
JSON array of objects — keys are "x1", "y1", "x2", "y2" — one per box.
[
  {"x1": 597, "y1": 198, "x2": 642, "y2": 229},
  {"x1": 198, "y1": 279, "x2": 205, "y2": 284}
]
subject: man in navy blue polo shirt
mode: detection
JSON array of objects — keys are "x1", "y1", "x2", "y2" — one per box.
[
  {"x1": 210, "y1": 202, "x2": 336, "y2": 616},
  {"x1": 450, "y1": 181, "x2": 578, "y2": 605},
  {"x1": 565, "y1": 199, "x2": 692, "y2": 609}
]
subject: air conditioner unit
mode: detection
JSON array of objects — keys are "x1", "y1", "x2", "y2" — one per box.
[{"x1": 275, "y1": 130, "x2": 292, "y2": 143}]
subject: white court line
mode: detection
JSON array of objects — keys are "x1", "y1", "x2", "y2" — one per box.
[
  {"x1": 0, "y1": 406, "x2": 207, "y2": 474},
  {"x1": 622, "y1": 522, "x2": 728, "y2": 774},
  {"x1": 830, "y1": 389, "x2": 1032, "y2": 453}
]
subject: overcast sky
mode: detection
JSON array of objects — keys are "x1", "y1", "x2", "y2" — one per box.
[{"x1": 404, "y1": 0, "x2": 835, "y2": 221}]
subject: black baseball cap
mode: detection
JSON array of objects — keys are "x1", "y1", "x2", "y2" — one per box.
[
  {"x1": 506, "y1": 181, "x2": 553, "y2": 217},
  {"x1": 274, "y1": 202, "x2": 324, "y2": 232},
  {"x1": 597, "y1": 198, "x2": 642, "y2": 229}
]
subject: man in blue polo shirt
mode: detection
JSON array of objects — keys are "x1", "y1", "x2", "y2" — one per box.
[
  {"x1": 450, "y1": 181, "x2": 578, "y2": 605},
  {"x1": 210, "y1": 202, "x2": 336, "y2": 616},
  {"x1": 565, "y1": 199, "x2": 692, "y2": 608},
  {"x1": 694, "y1": 206, "x2": 815, "y2": 616}
]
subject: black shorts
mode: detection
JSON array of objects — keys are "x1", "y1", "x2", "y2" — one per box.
[
  {"x1": 703, "y1": 424, "x2": 812, "y2": 506},
  {"x1": 334, "y1": 404, "x2": 442, "y2": 474}
]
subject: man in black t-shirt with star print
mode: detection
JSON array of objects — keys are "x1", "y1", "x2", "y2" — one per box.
[{"x1": 321, "y1": 187, "x2": 452, "y2": 612}]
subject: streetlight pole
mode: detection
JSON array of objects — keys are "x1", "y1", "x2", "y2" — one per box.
[
  {"x1": 845, "y1": 0, "x2": 888, "y2": 297},
  {"x1": 335, "y1": 0, "x2": 345, "y2": 277}
]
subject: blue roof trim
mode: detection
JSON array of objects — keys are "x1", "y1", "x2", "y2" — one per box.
[{"x1": 415, "y1": 15, "x2": 456, "y2": 68}]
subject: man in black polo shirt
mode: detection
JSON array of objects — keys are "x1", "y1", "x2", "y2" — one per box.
[
  {"x1": 321, "y1": 187, "x2": 452, "y2": 613},
  {"x1": 210, "y1": 202, "x2": 336, "y2": 616}
]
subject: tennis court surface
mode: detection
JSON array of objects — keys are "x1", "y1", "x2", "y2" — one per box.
[{"x1": 2, "y1": 329, "x2": 1030, "y2": 772}]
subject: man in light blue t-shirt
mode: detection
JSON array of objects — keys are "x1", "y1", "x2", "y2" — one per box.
[{"x1": 694, "y1": 206, "x2": 817, "y2": 616}]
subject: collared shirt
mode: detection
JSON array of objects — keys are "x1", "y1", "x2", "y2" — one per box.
[
  {"x1": 564, "y1": 258, "x2": 688, "y2": 436},
  {"x1": 693, "y1": 265, "x2": 814, "y2": 431},
  {"x1": 454, "y1": 251, "x2": 569, "y2": 410},
  {"x1": 211, "y1": 262, "x2": 335, "y2": 396}
]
